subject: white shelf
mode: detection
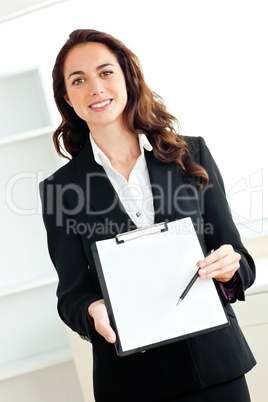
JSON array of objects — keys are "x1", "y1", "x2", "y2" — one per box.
[
  {"x1": 0, "y1": 282, "x2": 72, "y2": 377},
  {"x1": 0, "y1": 346, "x2": 72, "y2": 381},
  {"x1": 0, "y1": 273, "x2": 57, "y2": 298},
  {"x1": 0, "y1": 126, "x2": 53, "y2": 146},
  {"x1": 0, "y1": 68, "x2": 51, "y2": 138}
]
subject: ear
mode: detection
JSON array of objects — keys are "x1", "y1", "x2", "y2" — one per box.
[{"x1": 63, "y1": 94, "x2": 73, "y2": 107}]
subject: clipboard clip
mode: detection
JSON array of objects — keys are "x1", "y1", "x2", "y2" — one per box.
[{"x1": 115, "y1": 222, "x2": 168, "y2": 244}]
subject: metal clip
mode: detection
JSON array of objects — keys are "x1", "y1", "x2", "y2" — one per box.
[{"x1": 115, "y1": 222, "x2": 168, "y2": 244}]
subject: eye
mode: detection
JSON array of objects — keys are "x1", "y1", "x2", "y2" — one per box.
[
  {"x1": 72, "y1": 77, "x2": 85, "y2": 85},
  {"x1": 101, "y1": 70, "x2": 113, "y2": 77}
]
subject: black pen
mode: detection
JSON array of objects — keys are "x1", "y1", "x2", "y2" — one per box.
[{"x1": 176, "y1": 249, "x2": 214, "y2": 307}]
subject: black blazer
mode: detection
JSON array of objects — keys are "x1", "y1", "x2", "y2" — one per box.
[{"x1": 40, "y1": 136, "x2": 256, "y2": 402}]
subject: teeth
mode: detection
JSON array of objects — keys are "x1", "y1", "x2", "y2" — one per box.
[{"x1": 90, "y1": 99, "x2": 111, "y2": 109}]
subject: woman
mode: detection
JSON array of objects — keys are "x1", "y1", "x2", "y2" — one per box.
[{"x1": 40, "y1": 29, "x2": 256, "y2": 401}]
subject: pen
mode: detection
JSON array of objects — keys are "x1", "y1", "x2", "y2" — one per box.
[{"x1": 176, "y1": 249, "x2": 214, "y2": 307}]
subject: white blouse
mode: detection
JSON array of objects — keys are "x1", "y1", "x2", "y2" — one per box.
[{"x1": 89, "y1": 133, "x2": 155, "y2": 228}]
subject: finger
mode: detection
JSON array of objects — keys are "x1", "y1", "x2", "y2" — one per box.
[
  {"x1": 197, "y1": 245, "x2": 233, "y2": 268},
  {"x1": 89, "y1": 300, "x2": 116, "y2": 343},
  {"x1": 200, "y1": 252, "x2": 235, "y2": 275},
  {"x1": 200, "y1": 259, "x2": 240, "y2": 281},
  {"x1": 199, "y1": 246, "x2": 240, "y2": 278},
  {"x1": 95, "y1": 316, "x2": 117, "y2": 343}
]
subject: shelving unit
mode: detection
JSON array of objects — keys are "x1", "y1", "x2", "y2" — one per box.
[
  {"x1": 0, "y1": 346, "x2": 72, "y2": 382},
  {"x1": 0, "y1": 68, "x2": 51, "y2": 137},
  {"x1": 0, "y1": 281, "x2": 72, "y2": 381},
  {"x1": 0, "y1": 67, "x2": 70, "y2": 381},
  {"x1": 0, "y1": 126, "x2": 54, "y2": 146}
]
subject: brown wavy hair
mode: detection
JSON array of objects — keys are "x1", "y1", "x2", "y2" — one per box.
[{"x1": 52, "y1": 29, "x2": 209, "y2": 185}]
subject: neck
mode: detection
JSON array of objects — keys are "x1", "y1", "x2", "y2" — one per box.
[{"x1": 90, "y1": 123, "x2": 140, "y2": 163}]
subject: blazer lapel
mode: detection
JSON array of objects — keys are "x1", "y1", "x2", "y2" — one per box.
[
  {"x1": 71, "y1": 136, "x2": 137, "y2": 234},
  {"x1": 71, "y1": 136, "x2": 188, "y2": 234},
  {"x1": 145, "y1": 149, "x2": 187, "y2": 224}
]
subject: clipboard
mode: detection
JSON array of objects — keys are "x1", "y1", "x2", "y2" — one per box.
[{"x1": 91, "y1": 217, "x2": 229, "y2": 356}]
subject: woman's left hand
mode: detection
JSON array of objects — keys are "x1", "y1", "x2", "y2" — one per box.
[{"x1": 197, "y1": 244, "x2": 241, "y2": 283}]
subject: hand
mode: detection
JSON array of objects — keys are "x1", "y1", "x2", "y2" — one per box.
[
  {"x1": 197, "y1": 245, "x2": 241, "y2": 283},
  {"x1": 88, "y1": 299, "x2": 116, "y2": 343},
  {"x1": 88, "y1": 300, "x2": 146, "y2": 353}
]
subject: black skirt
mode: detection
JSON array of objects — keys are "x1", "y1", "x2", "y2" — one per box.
[{"x1": 159, "y1": 375, "x2": 251, "y2": 402}]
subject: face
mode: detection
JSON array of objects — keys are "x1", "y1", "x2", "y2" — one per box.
[{"x1": 63, "y1": 42, "x2": 128, "y2": 132}]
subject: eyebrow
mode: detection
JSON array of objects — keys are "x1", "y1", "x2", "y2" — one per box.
[{"x1": 67, "y1": 63, "x2": 115, "y2": 80}]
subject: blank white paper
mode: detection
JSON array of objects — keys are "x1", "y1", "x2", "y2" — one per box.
[{"x1": 95, "y1": 217, "x2": 228, "y2": 353}]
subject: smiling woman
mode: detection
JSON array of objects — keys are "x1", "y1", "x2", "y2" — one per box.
[
  {"x1": 63, "y1": 42, "x2": 128, "y2": 136},
  {"x1": 40, "y1": 29, "x2": 256, "y2": 402},
  {"x1": 52, "y1": 29, "x2": 208, "y2": 185}
]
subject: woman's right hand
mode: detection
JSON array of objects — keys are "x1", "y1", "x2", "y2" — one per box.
[{"x1": 88, "y1": 299, "x2": 116, "y2": 344}]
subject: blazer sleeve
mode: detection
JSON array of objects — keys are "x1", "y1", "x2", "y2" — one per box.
[
  {"x1": 197, "y1": 136, "x2": 256, "y2": 302},
  {"x1": 39, "y1": 179, "x2": 102, "y2": 342}
]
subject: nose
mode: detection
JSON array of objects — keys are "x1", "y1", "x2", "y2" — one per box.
[{"x1": 89, "y1": 79, "x2": 105, "y2": 96}]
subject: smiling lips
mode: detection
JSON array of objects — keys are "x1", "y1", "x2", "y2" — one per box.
[{"x1": 89, "y1": 99, "x2": 113, "y2": 111}]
